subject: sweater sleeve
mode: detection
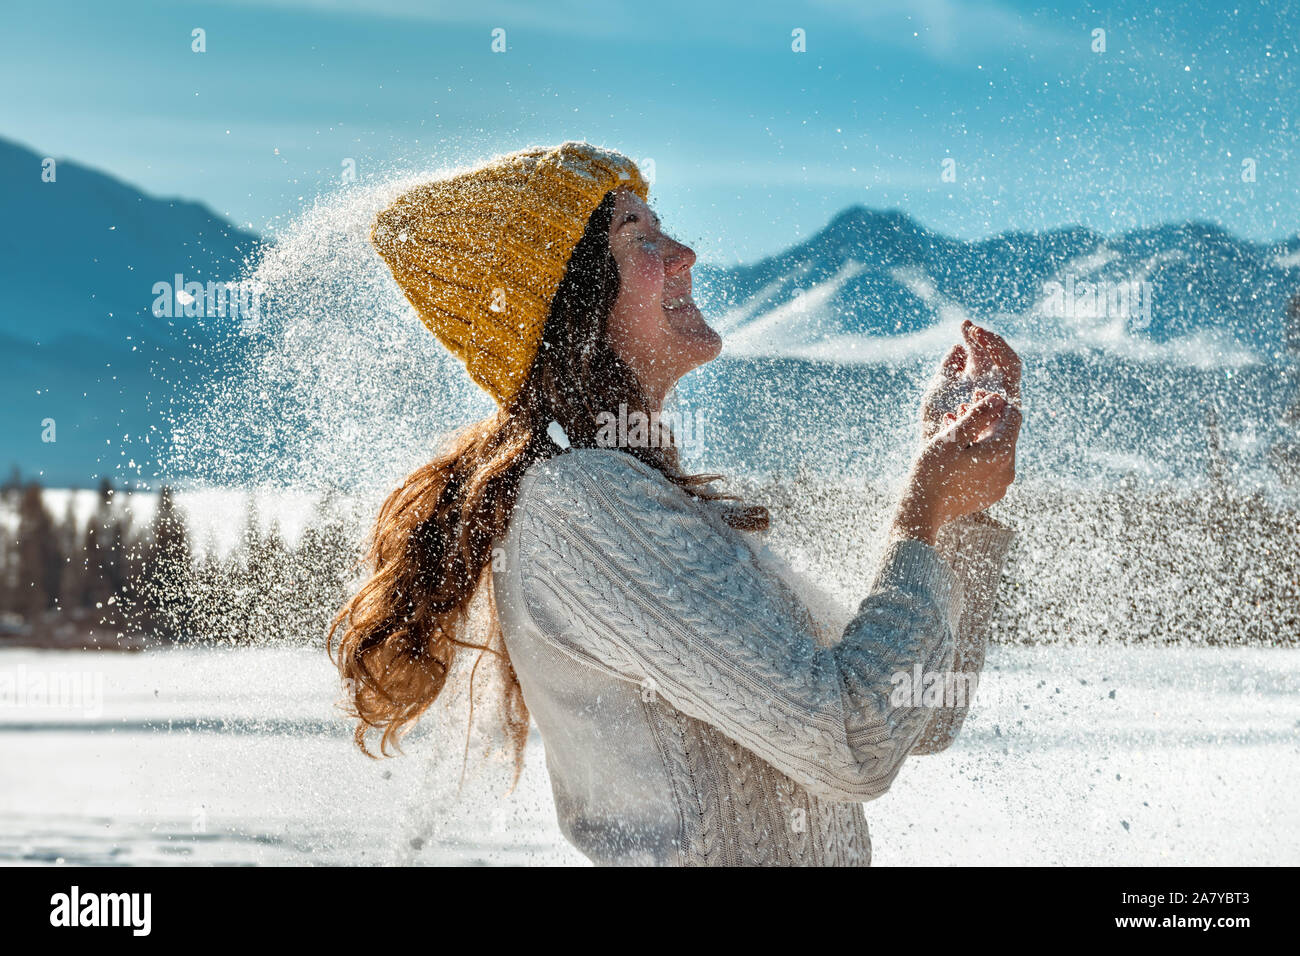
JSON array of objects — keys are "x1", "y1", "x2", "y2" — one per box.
[
  {"x1": 511, "y1": 449, "x2": 966, "y2": 802},
  {"x1": 908, "y1": 511, "x2": 1016, "y2": 754}
]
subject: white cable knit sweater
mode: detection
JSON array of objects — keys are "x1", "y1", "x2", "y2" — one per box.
[{"x1": 492, "y1": 448, "x2": 1015, "y2": 866}]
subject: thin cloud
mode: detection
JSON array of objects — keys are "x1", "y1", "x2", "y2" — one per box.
[
  {"x1": 812, "y1": 0, "x2": 1082, "y2": 63},
  {"x1": 213, "y1": 0, "x2": 628, "y2": 36}
]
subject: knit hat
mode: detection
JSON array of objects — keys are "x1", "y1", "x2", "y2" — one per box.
[{"x1": 370, "y1": 141, "x2": 651, "y2": 406}]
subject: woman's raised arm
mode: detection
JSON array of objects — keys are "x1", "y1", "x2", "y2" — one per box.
[
  {"x1": 508, "y1": 448, "x2": 965, "y2": 803},
  {"x1": 909, "y1": 511, "x2": 1016, "y2": 754}
]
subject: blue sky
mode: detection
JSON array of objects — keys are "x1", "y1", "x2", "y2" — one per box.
[{"x1": 3, "y1": 0, "x2": 1296, "y2": 264}]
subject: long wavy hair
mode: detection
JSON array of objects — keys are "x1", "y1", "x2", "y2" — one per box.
[{"x1": 328, "y1": 189, "x2": 768, "y2": 780}]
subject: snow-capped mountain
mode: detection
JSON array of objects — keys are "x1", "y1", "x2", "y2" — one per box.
[
  {"x1": 682, "y1": 208, "x2": 1299, "y2": 489},
  {"x1": 0, "y1": 137, "x2": 260, "y2": 487},
  {"x1": 697, "y1": 206, "x2": 1300, "y2": 368},
  {"x1": 2, "y1": 138, "x2": 1296, "y2": 490}
]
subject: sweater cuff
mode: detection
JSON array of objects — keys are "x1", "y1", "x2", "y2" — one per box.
[
  {"x1": 873, "y1": 538, "x2": 964, "y2": 638},
  {"x1": 951, "y1": 515, "x2": 1016, "y2": 567}
]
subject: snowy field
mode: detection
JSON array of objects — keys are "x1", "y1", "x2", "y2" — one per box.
[{"x1": 1, "y1": 643, "x2": 1297, "y2": 866}]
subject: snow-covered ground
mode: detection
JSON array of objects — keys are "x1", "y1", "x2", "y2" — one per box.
[{"x1": 1, "y1": 643, "x2": 1297, "y2": 866}]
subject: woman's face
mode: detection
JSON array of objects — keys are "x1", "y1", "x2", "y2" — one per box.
[{"x1": 605, "y1": 187, "x2": 722, "y2": 403}]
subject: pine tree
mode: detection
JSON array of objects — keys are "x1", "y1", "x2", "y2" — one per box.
[
  {"x1": 56, "y1": 493, "x2": 84, "y2": 611},
  {"x1": 292, "y1": 488, "x2": 359, "y2": 647},
  {"x1": 193, "y1": 542, "x2": 235, "y2": 644},
  {"x1": 0, "y1": 513, "x2": 17, "y2": 621},
  {"x1": 230, "y1": 493, "x2": 262, "y2": 643},
  {"x1": 83, "y1": 480, "x2": 123, "y2": 622},
  {"x1": 136, "y1": 486, "x2": 196, "y2": 640},
  {"x1": 245, "y1": 515, "x2": 290, "y2": 644},
  {"x1": 1, "y1": 466, "x2": 22, "y2": 503},
  {"x1": 15, "y1": 482, "x2": 60, "y2": 624}
]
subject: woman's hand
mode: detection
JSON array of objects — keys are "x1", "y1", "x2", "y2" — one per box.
[
  {"x1": 920, "y1": 319, "x2": 1022, "y2": 440},
  {"x1": 895, "y1": 322, "x2": 1023, "y2": 545},
  {"x1": 893, "y1": 393, "x2": 1021, "y2": 544}
]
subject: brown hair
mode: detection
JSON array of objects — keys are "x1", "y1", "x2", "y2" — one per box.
[{"x1": 328, "y1": 190, "x2": 768, "y2": 779}]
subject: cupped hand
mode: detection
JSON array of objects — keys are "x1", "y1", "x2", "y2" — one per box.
[
  {"x1": 920, "y1": 319, "x2": 1022, "y2": 441},
  {"x1": 894, "y1": 391, "x2": 1022, "y2": 545}
]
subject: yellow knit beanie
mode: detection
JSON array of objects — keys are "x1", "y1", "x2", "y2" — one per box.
[{"x1": 370, "y1": 141, "x2": 651, "y2": 406}]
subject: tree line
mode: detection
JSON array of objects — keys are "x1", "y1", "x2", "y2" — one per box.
[{"x1": 0, "y1": 472, "x2": 359, "y2": 648}]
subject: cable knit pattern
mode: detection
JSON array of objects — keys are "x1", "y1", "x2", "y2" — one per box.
[
  {"x1": 911, "y1": 513, "x2": 1016, "y2": 754},
  {"x1": 644, "y1": 706, "x2": 873, "y2": 865},
  {"x1": 491, "y1": 447, "x2": 1013, "y2": 866}
]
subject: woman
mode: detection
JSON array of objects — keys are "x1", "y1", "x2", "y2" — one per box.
[{"x1": 331, "y1": 141, "x2": 1022, "y2": 866}]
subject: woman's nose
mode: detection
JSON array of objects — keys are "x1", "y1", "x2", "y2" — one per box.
[{"x1": 665, "y1": 237, "x2": 696, "y2": 273}]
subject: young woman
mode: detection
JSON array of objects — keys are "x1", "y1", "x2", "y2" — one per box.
[{"x1": 331, "y1": 141, "x2": 1022, "y2": 866}]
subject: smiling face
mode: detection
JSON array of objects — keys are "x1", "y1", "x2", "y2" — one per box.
[{"x1": 605, "y1": 187, "x2": 722, "y2": 405}]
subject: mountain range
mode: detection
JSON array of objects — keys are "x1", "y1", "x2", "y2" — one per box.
[
  {"x1": 0, "y1": 137, "x2": 259, "y2": 488},
  {"x1": 696, "y1": 205, "x2": 1300, "y2": 366},
  {"x1": 1, "y1": 135, "x2": 1296, "y2": 488}
]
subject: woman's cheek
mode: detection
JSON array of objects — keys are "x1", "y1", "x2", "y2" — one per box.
[{"x1": 629, "y1": 248, "x2": 665, "y2": 289}]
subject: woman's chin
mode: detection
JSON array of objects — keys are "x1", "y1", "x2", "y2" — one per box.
[
  {"x1": 698, "y1": 326, "x2": 724, "y2": 362},
  {"x1": 665, "y1": 307, "x2": 723, "y2": 363},
  {"x1": 672, "y1": 324, "x2": 723, "y2": 369}
]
